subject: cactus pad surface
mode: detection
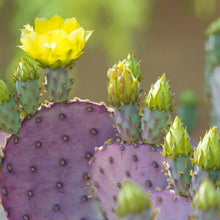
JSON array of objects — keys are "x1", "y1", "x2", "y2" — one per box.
[
  {"x1": 150, "y1": 190, "x2": 192, "y2": 220},
  {"x1": 0, "y1": 99, "x2": 116, "y2": 220},
  {"x1": 90, "y1": 142, "x2": 167, "y2": 219}
]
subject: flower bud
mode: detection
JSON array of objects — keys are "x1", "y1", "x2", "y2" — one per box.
[
  {"x1": 107, "y1": 61, "x2": 139, "y2": 107},
  {"x1": 193, "y1": 126, "x2": 220, "y2": 170},
  {"x1": 193, "y1": 179, "x2": 220, "y2": 211},
  {"x1": 0, "y1": 79, "x2": 11, "y2": 104},
  {"x1": 14, "y1": 58, "x2": 39, "y2": 81},
  {"x1": 116, "y1": 181, "x2": 152, "y2": 218},
  {"x1": 163, "y1": 116, "x2": 192, "y2": 158},
  {"x1": 145, "y1": 74, "x2": 173, "y2": 111}
]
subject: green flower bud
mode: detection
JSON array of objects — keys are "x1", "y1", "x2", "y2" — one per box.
[
  {"x1": 192, "y1": 179, "x2": 220, "y2": 211},
  {"x1": 0, "y1": 79, "x2": 11, "y2": 104},
  {"x1": 145, "y1": 74, "x2": 173, "y2": 111},
  {"x1": 107, "y1": 61, "x2": 140, "y2": 107},
  {"x1": 116, "y1": 181, "x2": 152, "y2": 218},
  {"x1": 14, "y1": 57, "x2": 39, "y2": 82},
  {"x1": 206, "y1": 18, "x2": 220, "y2": 36},
  {"x1": 163, "y1": 116, "x2": 192, "y2": 158},
  {"x1": 123, "y1": 52, "x2": 142, "y2": 79},
  {"x1": 193, "y1": 126, "x2": 220, "y2": 170}
]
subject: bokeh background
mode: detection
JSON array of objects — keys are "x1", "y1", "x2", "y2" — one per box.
[{"x1": 0, "y1": 0, "x2": 220, "y2": 140}]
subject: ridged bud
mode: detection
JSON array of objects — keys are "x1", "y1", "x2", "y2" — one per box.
[
  {"x1": 116, "y1": 181, "x2": 152, "y2": 218},
  {"x1": 145, "y1": 74, "x2": 173, "y2": 111},
  {"x1": 107, "y1": 61, "x2": 139, "y2": 107},
  {"x1": 192, "y1": 179, "x2": 220, "y2": 211},
  {"x1": 163, "y1": 116, "x2": 192, "y2": 158},
  {"x1": 123, "y1": 52, "x2": 142, "y2": 79},
  {"x1": 14, "y1": 57, "x2": 39, "y2": 82},
  {"x1": 193, "y1": 126, "x2": 220, "y2": 170},
  {"x1": 0, "y1": 79, "x2": 11, "y2": 104}
]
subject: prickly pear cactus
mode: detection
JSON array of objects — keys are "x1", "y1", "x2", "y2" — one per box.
[
  {"x1": 2, "y1": 13, "x2": 220, "y2": 220},
  {"x1": 90, "y1": 56, "x2": 195, "y2": 219},
  {"x1": 44, "y1": 66, "x2": 73, "y2": 103},
  {"x1": 162, "y1": 116, "x2": 193, "y2": 197},
  {"x1": 14, "y1": 58, "x2": 40, "y2": 115},
  {"x1": 191, "y1": 126, "x2": 220, "y2": 195},
  {"x1": 0, "y1": 80, "x2": 21, "y2": 134},
  {"x1": 141, "y1": 74, "x2": 173, "y2": 145},
  {"x1": 107, "y1": 55, "x2": 141, "y2": 142},
  {"x1": 0, "y1": 15, "x2": 116, "y2": 220},
  {"x1": 90, "y1": 141, "x2": 167, "y2": 219},
  {"x1": 150, "y1": 190, "x2": 192, "y2": 220},
  {"x1": 0, "y1": 99, "x2": 116, "y2": 220}
]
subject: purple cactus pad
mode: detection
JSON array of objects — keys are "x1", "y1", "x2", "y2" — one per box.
[
  {"x1": 0, "y1": 99, "x2": 116, "y2": 220},
  {"x1": 150, "y1": 190, "x2": 192, "y2": 220},
  {"x1": 90, "y1": 142, "x2": 168, "y2": 220}
]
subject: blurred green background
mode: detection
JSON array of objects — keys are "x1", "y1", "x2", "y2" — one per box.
[{"x1": 0, "y1": 0, "x2": 219, "y2": 139}]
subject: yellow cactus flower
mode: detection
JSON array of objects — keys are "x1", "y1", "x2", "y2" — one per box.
[{"x1": 19, "y1": 15, "x2": 93, "y2": 69}]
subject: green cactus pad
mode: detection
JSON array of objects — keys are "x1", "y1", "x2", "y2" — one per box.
[
  {"x1": 193, "y1": 126, "x2": 220, "y2": 170},
  {"x1": 123, "y1": 52, "x2": 142, "y2": 79},
  {"x1": 145, "y1": 74, "x2": 173, "y2": 111},
  {"x1": 14, "y1": 57, "x2": 39, "y2": 81},
  {"x1": 107, "y1": 61, "x2": 140, "y2": 107},
  {"x1": 162, "y1": 116, "x2": 193, "y2": 196},
  {"x1": 141, "y1": 108, "x2": 171, "y2": 145},
  {"x1": 0, "y1": 80, "x2": 11, "y2": 104},
  {"x1": 192, "y1": 179, "x2": 220, "y2": 211},
  {"x1": 206, "y1": 18, "x2": 220, "y2": 36},
  {"x1": 45, "y1": 65, "x2": 73, "y2": 103},
  {"x1": 16, "y1": 79, "x2": 40, "y2": 115},
  {"x1": 190, "y1": 166, "x2": 220, "y2": 197},
  {"x1": 116, "y1": 181, "x2": 152, "y2": 218},
  {"x1": 163, "y1": 116, "x2": 192, "y2": 158},
  {"x1": 113, "y1": 103, "x2": 141, "y2": 142},
  {"x1": 166, "y1": 156, "x2": 193, "y2": 197},
  {"x1": 0, "y1": 97, "x2": 21, "y2": 134}
]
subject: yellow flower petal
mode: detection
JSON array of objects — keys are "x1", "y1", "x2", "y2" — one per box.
[
  {"x1": 47, "y1": 15, "x2": 65, "y2": 31},
  {"x1": 68, "y1": 28, "x2": 87, "y2": 59},
  {"x1": 24, "y1": 24, "x2": 33, "y2": 33},
  {"x1": 62, "y1": 17, "x2": 80, "y2": 33},
  {"x1": 34, "y1": 17, "x2": 48, "y2": 34},
  {"x1": 20, "y1": 32, "x2": 39, "y2": 59}
]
